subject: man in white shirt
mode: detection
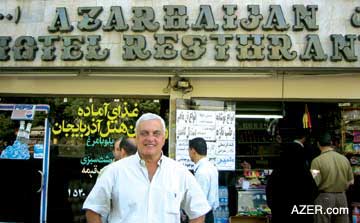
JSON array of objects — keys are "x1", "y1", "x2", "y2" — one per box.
[
  {"x1": 97, "y1": 137, "x2": 137, "y2": 223},
  {"x1": 83, "y1": 113, "x2": 210, "y2": 223},
  {"x1": 188, "y1": 137, "x2": 219, "y2": 223}
]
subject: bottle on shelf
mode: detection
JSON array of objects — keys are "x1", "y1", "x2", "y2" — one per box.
[
  {"x1": 16, "y1": 120, "x2": 26, "y2": 143},
  {"x1": 217, "y1": 186, "x2": 229, "y2": 223},
  {"x1": 24, "y1": 122, "x2": 32, "y2": 144},
  {"x1": 223, "y1": 206, "x2": 229, "y2": 223},
  {"x1": 353, "y1": 205, "x2": 360, "y2": 223}
]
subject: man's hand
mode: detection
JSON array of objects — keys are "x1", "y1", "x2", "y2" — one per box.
[
  {"x1": 189, "y1": 215, "x2": 205, "y2": 223},
  {"x1": 85, "y1": 209, "x2": 102, "y2": 223}
]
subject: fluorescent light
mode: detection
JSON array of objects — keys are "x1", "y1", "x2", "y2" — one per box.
[
  {"x1": 87, "y1": 73, "x2": 173, "y2": 77},
  {"x1": 180, "y1": 73, "x2": 273, "y2": 78},
  {"x1": 0, "y1": 73, "x2": 78, "y2": 77},
  {"x1": 235, "y1": 114, "x2": 283, "y2": 119}
]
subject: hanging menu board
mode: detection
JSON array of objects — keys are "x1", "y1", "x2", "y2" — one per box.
[{"x1": 176, "y1": 109, "x2": 235, "y2": 171}]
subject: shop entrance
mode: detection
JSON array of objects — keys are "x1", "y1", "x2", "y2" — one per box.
[
  {"x1": 174, "y1": 99, "x2": 360, "y2": 221},
  {"x1": 0, "y1": 104, "x2": 51, "y2": 223},
  {"x1": 0, "y1": 159, "x2": 42, "y2": 222}
]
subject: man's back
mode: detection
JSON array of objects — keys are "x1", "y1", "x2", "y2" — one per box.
[
  {"x1": 194, "y1": 158, "x2": 219, "y2": 210},
  {"x1": 311, "y1": 150, "x2": 353, "y2": 192}
]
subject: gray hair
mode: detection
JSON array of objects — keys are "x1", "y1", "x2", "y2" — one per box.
[{"x1": 135, "y1": 113, "x2": 166, "y2": 135}]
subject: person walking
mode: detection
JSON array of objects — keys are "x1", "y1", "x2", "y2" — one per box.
[
  {"x1": 266, "y1": 128, "x2": 318, "y2": 223},
  {"x1": 83, "y1": 113, "x2": 210, "y2": 223},
  {"x1": 311, "y1": 132, "x2": 354, "y2": 223},
  {"x1": 188, "y1": 137, "x2": 219, "y2": 223}
]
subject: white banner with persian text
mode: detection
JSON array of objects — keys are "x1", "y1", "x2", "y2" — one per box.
[{"x1": 175, "y1": 109, "x2": 235, "y2": 171}]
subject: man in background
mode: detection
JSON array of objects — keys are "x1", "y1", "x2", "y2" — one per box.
[
  {"x1": 188, "y1": 137, "x2": 219, "y2": 223},
  {"x1": 266, "y1": 128, "x2": 318, "y2": 223},
  {"x1": 99, "y1": 137, "x2": 137, "y2": 177},
  {"x1": 290, "y1": 128, "x2": 311, "y2": 169},
  {"x1": 113, "y1": 137, "x2": 137, "y2": 161},
  {"x1": 311, "y1": 132, "x2": 354, "y2": 223}
]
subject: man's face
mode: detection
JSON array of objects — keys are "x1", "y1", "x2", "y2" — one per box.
[
  {"x1": 112, "y1": 140, "x2": 122, "y2": 161},
  {"x1": 188, "y1": 147, "x2": 195, "y2": 162},
  {"x1": 136, "y1": 119, "x2": 165, "y2": 160},
  {"x1": 119, "y1": 148, "x2": 127, "y2": 159}
]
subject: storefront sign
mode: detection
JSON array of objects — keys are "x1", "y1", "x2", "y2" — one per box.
[
  {"x1": 0, "y1": 0, "x2": 360, "y2": 68},
  {"x1": 51, "y1": 102, "x2": 138, "y2": 138}
]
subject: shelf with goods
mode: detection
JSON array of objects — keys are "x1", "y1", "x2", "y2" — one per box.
[
  {"x1": 232, "y1": 189, "x2": 271, "y2": 222},
  {"x1": 219, "y1": 187, "x2": 271, "y2": 223},
  {"x1": 235, "y1": 117, "x2": 280, "y2": 179},
  {"x1": 340, "y1": 104, "x2": 360, "y2": 218},
  {"x1": 231, "y1": 119, "x2": 277, "y2": 220},
  {"x1": 340, "y1": 105, "x2": 360, "y2": 175},
  {"x1": 0, "y1": 123, "x2": 46, "y2": 160}
]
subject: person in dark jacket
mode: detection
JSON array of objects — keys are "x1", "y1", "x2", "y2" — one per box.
[{"x1": 266, "y1": 129, "x2": 318, "y2": 223}]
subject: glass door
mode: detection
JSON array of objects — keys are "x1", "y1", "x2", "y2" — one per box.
[{"x1": 0, "y1": 104, "x2": 51, "y2": 223}]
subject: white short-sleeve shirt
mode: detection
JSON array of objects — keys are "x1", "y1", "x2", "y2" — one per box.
[
  {"x1": 194, "y1": 157, "x2": 219, "y2": 210},
  {"x1": 83, "y1": 153, "x2": 210, "y2": 223}
]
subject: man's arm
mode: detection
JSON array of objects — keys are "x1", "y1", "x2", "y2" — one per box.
[
  {"x1": 85, "y1": 209, "x2": 102, "y2": 223},
  {"x1": 348, "y1": 179, "x2": 354, "y2": 188},
  {"x1": 189, "y1": 215, "x2": 205, "y2": 223},
  {"x1": 182, "y1": 170, "x2": 211, "y2": 222}
]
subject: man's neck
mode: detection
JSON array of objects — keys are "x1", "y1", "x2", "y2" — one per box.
[
  {"x1": 140, "y1": 152, "x2": 161, "y2": 164},
  {"x1": 140, "y1": 154, "x2": 162, "y2": 182},
  {"x1": 194, "y1": 155, "x2": 206, "y2": 164},
  {"x1": 320, "y1": 146, "x2": 334, "y2": 153}
]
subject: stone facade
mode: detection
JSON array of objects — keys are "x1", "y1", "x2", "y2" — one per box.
[{"x1": 0, "y1": 0, "x2": 360, "y2": 68}]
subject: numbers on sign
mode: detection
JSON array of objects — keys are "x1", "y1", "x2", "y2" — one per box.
[{"x1": 68, "y1": 188, "x2": 86, "y2": 198}]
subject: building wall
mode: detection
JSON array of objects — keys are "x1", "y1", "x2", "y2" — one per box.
[
  {"x1": 1, "y1": 74, "x2": 359, "y2": 100},
  {"x1": 1, "y1": 0, "x2": 360, "y2": 68},
  {"x1": 1, "y1": 0, "x2": 360, "y2": 99}
]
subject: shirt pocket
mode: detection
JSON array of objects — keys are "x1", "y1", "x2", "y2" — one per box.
[{"x1": 165, "y1": 190, "x2": 181, "y2": 215}]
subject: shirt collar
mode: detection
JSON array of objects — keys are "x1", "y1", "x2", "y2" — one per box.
[
  {"x1": 321, "y1": 147, "x2": 334, "y2": 154},
  {"x1": 294, "y1": 139, "x2": 304, "y2": 147},
  {"x1": 194, "y1": 157, "x2": 207, "y2": 173},
  {"x1": 136, "y1": 152, "x2": 164, "y2": 167}
]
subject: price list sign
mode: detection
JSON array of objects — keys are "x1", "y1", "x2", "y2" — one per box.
[{"x1": 176, "y1": 109, "x2": 235, "y2": 170}]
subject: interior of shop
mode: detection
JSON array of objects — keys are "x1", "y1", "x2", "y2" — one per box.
[{"x1": 223, "y1": 101, "x2": 344, "y2": 219}]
